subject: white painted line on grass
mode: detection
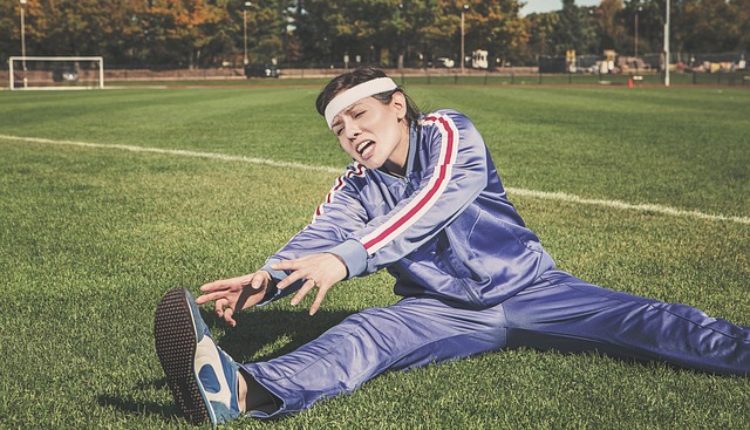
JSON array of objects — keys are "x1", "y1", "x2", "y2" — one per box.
[
  {"x1": 506, "y1": 188, "x2": 750, "y2": 225},
  {"x1": 2, "y1": 133, "x2": 749, "y2": 226},
  {"x1": 0, "y1": 133, "x2": 339, "y2": 174}
]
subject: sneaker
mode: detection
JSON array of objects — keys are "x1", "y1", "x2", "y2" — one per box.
[{"x1": 154, "y1": 287, "x2": 242, "y2": 427}]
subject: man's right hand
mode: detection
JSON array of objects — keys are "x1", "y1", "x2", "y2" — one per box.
[{"x1": 196, "y1": 271, "x2": 272, "y2": 327}]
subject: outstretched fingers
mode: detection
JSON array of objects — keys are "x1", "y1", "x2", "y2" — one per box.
[
  {"x1": 215, "y1": 298, "x2": 229, "y2": 317},
  {"x1": 251, "y1": 272, "x2": 267, "y2": 289},
  {"x1": 223, "y1": 307, "x2": 236, "y2": 327},
  {"x1": 199, "y1": 279, "x2": 232, "y2": 293},
  {"x1": 309, "y1": 285, "x2": 330, "y2": 316},
  {"x1": 291, "y1": 278, "x2": 316, "y2": 306},
  {"x1": 196, "y1": 290, "x2": 232, "y2": 305},
  {"x1": 275, "y1": 266, "x2": 308, "y2": 290},
  {"x1": 289, "y1": 279, "x2": 331, "y2": 316},
  {"x1": 272, "y1": 254, "x2": 347, "y2": 315},
  {"x1": 211, "y1": 296, "x2": 238, "y2": 326}
]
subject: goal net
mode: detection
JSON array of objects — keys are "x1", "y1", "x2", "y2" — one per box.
[{"x1": 8, "y1": 56, "x2": 104, "y2": 90}]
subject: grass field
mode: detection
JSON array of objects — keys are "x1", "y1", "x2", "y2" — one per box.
[{"x1": 1, "y1": 83, "x2": 748, "y2": 429}]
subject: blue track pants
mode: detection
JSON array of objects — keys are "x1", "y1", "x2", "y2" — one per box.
[{"x1": 240, "y1": 270, "x2": 750, "y2": 418}]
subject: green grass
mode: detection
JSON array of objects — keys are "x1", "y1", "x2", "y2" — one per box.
[{"x1": 0, "y1": 85, "x2": 748, "y2": 428}]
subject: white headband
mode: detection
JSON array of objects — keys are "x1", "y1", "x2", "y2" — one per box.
[{"x1": 324, "y1": 77, "x2": 398, "y2": 128}]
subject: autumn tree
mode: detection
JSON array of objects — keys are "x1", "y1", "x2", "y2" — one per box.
[
  {"x1": 433, "y1": 0, "x2": 526, "y2": 66},
  {"x1": 418, "y1": 1, "x2": 460, "y2": 63},
  {"x1": 1, "y1": 0, "x2": 749, "y2": 69},
  {"x1": 525, "y1": 12, "x2": 559, "y2": 58},
  {"x1": 596, "y1": 0, "x2": 626, "y2": 52}
]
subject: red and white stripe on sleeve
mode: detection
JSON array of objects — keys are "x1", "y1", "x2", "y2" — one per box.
[
  {"x1": 360, "y1": 113, "x2": 459, "y2": 255},
  {"x1": 312, "y1": 162, "x2": 367, "y2": 222}
]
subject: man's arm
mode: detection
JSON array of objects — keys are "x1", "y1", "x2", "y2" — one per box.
[
  {"x1": 329, "y1": 111, "x2": 488, "y2": 278},
  {"x1": 255, "y1": 163, "x2": 370, "y2": 306}
]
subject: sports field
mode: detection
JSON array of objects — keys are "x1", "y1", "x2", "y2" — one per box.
[{"x1": 1, "y1": 83, "x2": 748, "y2": 428}]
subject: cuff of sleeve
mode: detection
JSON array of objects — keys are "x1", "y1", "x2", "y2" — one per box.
[
  {"x1": 262, "y1": 258, "x2": 287, "y2": 283},
  {"x1": 327, "y1": 239, "x2": 367, "y2": 279},
  {"x1": 256, "y1": 259, "x2": 288, "y2": 307}
]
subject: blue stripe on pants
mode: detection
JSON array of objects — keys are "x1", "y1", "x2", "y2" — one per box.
[{"x1": 240, "y1": 270, "x2": 749, "y2": 418}]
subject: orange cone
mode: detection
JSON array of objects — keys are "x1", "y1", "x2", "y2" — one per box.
[{"x1": 627, "y1": 78, "x2": 634, "y2": 89}]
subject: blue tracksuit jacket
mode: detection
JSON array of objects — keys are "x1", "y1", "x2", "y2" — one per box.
[{"x1": 260, "y1": 109, "x2": 555, "y2": 308}]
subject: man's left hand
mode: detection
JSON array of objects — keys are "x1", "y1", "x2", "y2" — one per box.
[{"x1": 272, "y1": 253, "x2": 348, "y2": 316}]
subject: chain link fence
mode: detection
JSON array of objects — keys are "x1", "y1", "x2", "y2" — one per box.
[{"x1": 3, "y1": 52, "x2": 748, "y2": 88}]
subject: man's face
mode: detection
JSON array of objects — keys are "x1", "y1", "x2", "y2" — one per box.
[{"x1": 330, "y1": 94, "x2": 408, "y2": 171}]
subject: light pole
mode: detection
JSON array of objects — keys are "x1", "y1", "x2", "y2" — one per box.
[
  {"x1": 634, "y1": 5, "x2": 642, "y2": 58},
  {"x1": 460, "y1": 4, "x2": 469, "y2": 74},
  {"x1": 397, "y1": 2, "x2": 404, "y2": 70},
  {"x1": 664, "y1": 0, "x2": 670, "y2": 87},
  {"x1": 20, "y1": 0, "x2": 28, "y2": 88},
  {"x1": 243, "y1": 1, "x2": 252, "y2": 65}
]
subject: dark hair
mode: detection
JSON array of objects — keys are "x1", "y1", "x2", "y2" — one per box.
[{"x1": 315, "y1": 67, "x2": 421, "y2": 124}]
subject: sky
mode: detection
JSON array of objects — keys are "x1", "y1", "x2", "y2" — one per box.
[{"x1": 521, "y1": 0, "x2": 601, "y2": 15}]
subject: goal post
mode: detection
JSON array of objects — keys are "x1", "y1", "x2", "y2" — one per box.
[{"x1": 8, "y1": 56, "x2": 104, "y2": 90}]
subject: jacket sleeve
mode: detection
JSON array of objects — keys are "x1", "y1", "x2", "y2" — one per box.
[
  {"x1": 256, "y1": 163, "x2": 369, "y2": 305},
  {"x1": 327, "y1": 110, "x2": 488, "y2": 278}
]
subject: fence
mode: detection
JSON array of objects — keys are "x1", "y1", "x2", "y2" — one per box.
[
  {"x1": 348, "y1": 69, "x2": 750, "y2": 87},
  {"x1": 273, "y1": 67, "x2": 749, "y2": 87},
  {"x1": 2, "y1": 67, "x2": 748, "y2": 88}
]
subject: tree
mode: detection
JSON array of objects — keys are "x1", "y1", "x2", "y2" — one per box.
[
  {"x1": 418, "y1": 1, "x2": 460, "y2": 63},
  {"x1": 547, "y1": 0, "x2": 599, "y2": 55},
  {"x1": 597, "y1": 0, "x2": 626, "y2": 52},
  {"x1": 734, "y1": 0, "x2": 750, "y2": 52},
  {"x1": 2, "y1": 0, "x2": 748, "y2": 70},
  {"x1": 462, "y1": 0, "x2": 529, "y2": 66},
  {"x1": 294, "y1": 1, "x2": 343, "y2": 64},
  {"x1": 147, "y1": 0, "x2": 229, "y2": 68},
  {"x1": 680, "y1": 0, "x2": 740, "y2": 52},
  {"x1": 621, "y1": 0, "x2": 663, "y2": 55},
  {"x1": 0, "y1": 1, "x2": 23, "y2": 65},
  {"x1": 526, "y1": 12, "x2": 559, "y2": 58}
]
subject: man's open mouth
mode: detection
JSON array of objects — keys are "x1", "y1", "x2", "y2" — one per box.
[{"x1": 357, "y1": 140, "x2": 375, "y2": 156}]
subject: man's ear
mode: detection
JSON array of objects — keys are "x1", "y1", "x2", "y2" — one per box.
[{"x1": 390, "y1": 91, "x2": 407, "y2": 120}]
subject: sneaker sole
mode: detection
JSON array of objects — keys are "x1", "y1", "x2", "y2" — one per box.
[{"x1": 154, "y1": 287, "x2": 210, "y2": 425}]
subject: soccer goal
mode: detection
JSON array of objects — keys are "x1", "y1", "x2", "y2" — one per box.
[{"x1": 8, "y1": 56, "x2": 104, "y2": 90}]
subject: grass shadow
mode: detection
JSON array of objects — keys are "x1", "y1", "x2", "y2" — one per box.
[
  {"x1": 136, "y1": 378, "x2": 168, "y2": 390},
  {"x1": 205, "y1": 307, "x2": 355, "y2": 363}
]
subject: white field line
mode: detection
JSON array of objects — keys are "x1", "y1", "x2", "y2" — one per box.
[
  {"x1": 2, "y1": 133, "x2": 749, "y2": 226},
  {"x1": 507, "y1": 188, "x2": 750, "y2": 225},
  {"x1": 0, "y1": 134, "x2": 338, "y2": 174}
]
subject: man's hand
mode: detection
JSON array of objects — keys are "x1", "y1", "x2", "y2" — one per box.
[
  {"x1": 272, "y1": 253, "x2": 347, "y2": 316},
  {"x1": 196, "y1": 271, "x2": 272, "y2": 327}
]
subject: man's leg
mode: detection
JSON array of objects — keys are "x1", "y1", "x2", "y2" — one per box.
[
  {"x1": 240, "y1": 295, "x2": 508, "y2": 418},
  {"x1": 502, "y1": 270, "x2": 750, "y2": 375}
]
